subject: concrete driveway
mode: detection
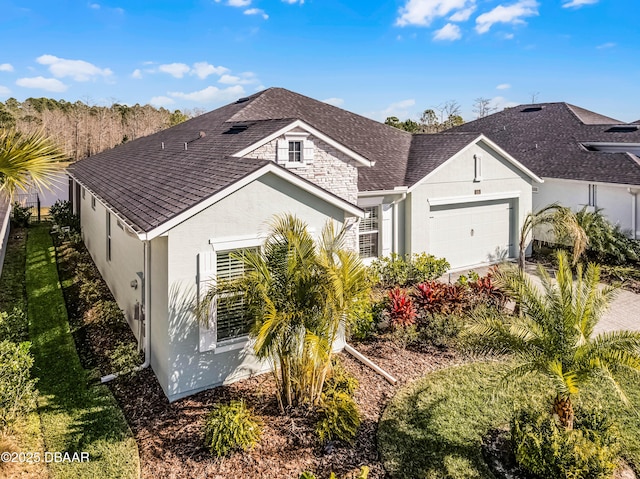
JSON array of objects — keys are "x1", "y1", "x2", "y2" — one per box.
[{"x1": 441, "y1": 262, "x2": 640, "y2": 334}]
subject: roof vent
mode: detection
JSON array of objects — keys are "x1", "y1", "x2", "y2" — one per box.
[
  {"x1": 521, "y1": 106, "x2": 545, "y2": 113},
  {"x1": 223, "y1": 124, "x2": 249, "y2": 134},
  {"x1": 235, "y1": 96, "x2": 251, "y2": 104},
  {"x1": 606, "y1": 125, "x2": 639, "y2": 133},
  {"x1": 199, "y1": 131, "x2": 206, "y2": 138}
]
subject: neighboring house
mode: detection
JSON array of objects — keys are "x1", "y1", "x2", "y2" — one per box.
[
  {"x1": 451, "y1": 103, "x2": 640, "y2": 239},
  {"x1": 0, "y1": 197, "x2": 9, "y2": 279},
  {"x1": 67, "y1": 88, "x2": 540, "y2": 400}
]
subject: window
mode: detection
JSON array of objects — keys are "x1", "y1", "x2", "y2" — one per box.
[
  {"x1": 288, "y1": 141, "x2": 302, "y2": 162},
  {"x1": 588, "y1": 184, "x2": 598, "y2": 207},
  {"x1": 215, "y1": 248, "x2": 256, "y2": 342},
  {"x1": 91, "y1": 196, "x2": 96, "y2": 210},
  {"x1": 277, "y1": 136, "x2": 313, "y2": 165},
  {"x1": 474, "y1": 154, "x2": 482, "y2": 182},
  {"x1": 359, "y1": 206, "x2": 379, "y2": 258},
  {"x1": 106, "y1": 212, "x2": 112, "y2": 261}
]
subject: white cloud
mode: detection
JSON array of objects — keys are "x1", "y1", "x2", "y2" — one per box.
[
  {"x1": 191, "y1": 62, "x2": 229, "y2": 79},
  {"x1": 322, "y1": 97, "x2": 344, "y2": 107},
  {"x1": 563, "y1": 0, "x2": 598, "y2": 8},
  {"x1": 243, "y1": 8, "x2": 268, "y2": 19},
  {"x1": 168, "y1": 85, "x2": 245, "y2": 103},
  {"x1": 36, "y1": 54, "x2": 112, "y2": 81},
  {"x1": 449, "y1": 5, "x2": 475, "y2": 21},
  {"x1": 219, "y1": 72, "x2": 258, "y2": 85},
  {"x1": 228, "y1": 0, "x2": 251, "y2": 6},
  {"x1": 475, "y1": 0, "x2": 538, "y2": 34},
  {"x1": 158, "y1": 62, "x2": 191, "y2": 78},
  {"x1": 149, "y1": 96, "x2": 175, "y2": 107},
  {"x1": 396, "y1": 0, "x2": 470, "y2": 27},
  {"x1": 282, "y1": 0, "x2": 304, "y2": 3},
  {"x1": 131, "y1": 69, "x2": 143, "y2": 79},
  {"x1": 0, "y1": 85, "x2": 10, "y2": 96},
  {"x1": 504, "y1": 32, "x2": 514, "y2": 39},
  {"x1": 596, "y1": 42, "x2": 616, "y2": 50},
  {"x1": 433, "y1": 23, "x2": 461, "y2": 40},
  {"x1": 0, "y1": 63, "x2": 13, "y2": 72},
  {"x1": 89, "y1": 3, "x2": 100, "y2": 8},
  {"x1": 367, "y1": 99, "x2": 416, "y2": 121},
  {"x1": 16, "y1": 76, "x2": 68, "y2": 92},
  {"x1": 491, "y1": 96, "x2": 518, "y2": 110},
  {"x1": 496, "y1": 83, "x2": 511, "y2": 90}
]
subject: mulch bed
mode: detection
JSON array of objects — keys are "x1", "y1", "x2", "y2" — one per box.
[
  {"x1": 107, "y1": 339, "x2": 464, "y2": 479},
  {"x1": 53, "y1": 235, "x2": 466, "y2": 478}
]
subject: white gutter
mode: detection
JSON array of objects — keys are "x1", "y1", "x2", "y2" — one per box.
[{"x1": 101, "y1": 240, "x2": 151, "y2": 382}]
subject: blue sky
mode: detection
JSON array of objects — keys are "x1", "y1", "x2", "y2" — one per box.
[{"x1": 0, "y1": 0, "x2": 637, "y2": 122}]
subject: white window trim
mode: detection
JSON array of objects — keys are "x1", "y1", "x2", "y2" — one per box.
[
  {"x1": 358, "y1": 205, "x2": 380, "y2": 260},
  {"x1": 199, "y1": 236, "x2": 264, "y2": 354},
  {"x1": 277, "y1": 132, "x2": 314, "y2": 168},
  {"x1": 474, "y1": 154, "x2": 483, "y2": 182}
]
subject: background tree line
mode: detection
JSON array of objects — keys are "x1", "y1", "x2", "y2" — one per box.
[
  {"x1": 384, "y1": 97, "x2": 500, "y2": 133},
  {"x1": 0, "y1": 97, "x2": 197, "y2": 161}
]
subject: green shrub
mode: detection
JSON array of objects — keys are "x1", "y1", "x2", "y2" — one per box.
[
  {"x1": 299, "y1": 466, "x2": 369, "y2": 479},
  {"x1": 0, "y1": 308, "x2": 28, "y2": 343},
  {"x1": 0, "y1": 340, "x2": 38, "y2": 432},
  {"x1": 89, "y1": 300, "x2": 124, "y2": 326},
  {"x1": 49, "y1": 200, "x2": 80, "y2": 232},
  {"x1": 11, "y1": 202, "x2": 31, "y2": 227},
  {"x1": 370, "y1": 253, "x2": 449, "y2": 287},
  {"x1": 417, "y1": 313, "x2": 464, "y2": 348},
  {"x1": 109, "y1": 342, "x2": 141, "y2": 375},
  {"x1": 315, "y1": 391, "x2": 361, "y2": 444},
  {"x1": 324, "y1": 358, "x2": 359, "y2": 397},
  {"x1": 202, "y1": 400, "x2": 262, "y2": 457},
  {"x1": 348, "y1": 293, "x2": 376, "y2": 340},
  {"x1": 511, "y1": 405, "x2": 620, "y2": 479},
  {"x1": 390, "y1": 324, "x2": 419, "y2": 349}
]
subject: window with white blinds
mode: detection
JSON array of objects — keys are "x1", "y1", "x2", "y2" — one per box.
[
  {"x1": 358, "y1": 206, "x2": 379, "y2": 258},
  {"x1": 215, "y1": 249, "x2": 255, "y2": 342}
]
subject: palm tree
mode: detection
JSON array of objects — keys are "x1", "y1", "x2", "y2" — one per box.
[
  {"x1": 198, "y1": 214, "x2": 368, "y2": 411},
  {"x1": 469, "y1": 250, "x2": 640, "y2": 429},
  {"x1": 0, "y1": 129, "x2": 65, "y2": 197},
  {"x1": 518, "y1": 203, "x2": 588, "y2": 271}
]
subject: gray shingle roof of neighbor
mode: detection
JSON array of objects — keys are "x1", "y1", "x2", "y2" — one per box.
[{"x1": 449, "y1": 102, "x2": 640, "y2": 186}]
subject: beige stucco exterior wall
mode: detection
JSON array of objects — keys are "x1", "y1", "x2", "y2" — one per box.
[
  {"x1": 406, "y1": 141, "x2": 534, "y2": 261},
  {"x1": 79, "y1": 187, "x2": 145, "y2": 336},
  {"x1": 163, "y1": 172, "x2": 352, "y2": 401}
]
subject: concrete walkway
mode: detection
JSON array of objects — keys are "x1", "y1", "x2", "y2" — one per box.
[{"x1": 440, "y1": 262, "x2": 640, "y2": 334}]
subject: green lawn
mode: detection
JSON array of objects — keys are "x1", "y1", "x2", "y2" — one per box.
[
  {"x1": 378, "y1": 361, "x2": 640, "y2": 479},
  {"x1": 25, "y1": 224, "x2": 139, "y2": 479}
]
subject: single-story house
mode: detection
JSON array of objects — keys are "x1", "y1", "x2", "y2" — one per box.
[
  {"x1": 67, "y1": 87, "x2": 541, "y2": 400},
  {"x1": 450, "y1": 103, "x2": 640, "y2": 239}
]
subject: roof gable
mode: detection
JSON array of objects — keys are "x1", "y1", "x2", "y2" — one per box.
[{"x1": 449, "y1": 102, "x2": 640, "y2": 186}]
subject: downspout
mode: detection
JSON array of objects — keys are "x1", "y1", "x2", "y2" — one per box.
[
  {"x1": 101, "y1": 239, "x2": 151, "y2": 382},
  {"x1": 629, "y1": 188, "x2": 638, "y2": 240}
]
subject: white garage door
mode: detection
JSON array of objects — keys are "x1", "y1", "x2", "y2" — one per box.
[{"x1": 429, "y1": 201, "x2": 513, "y2": 269}]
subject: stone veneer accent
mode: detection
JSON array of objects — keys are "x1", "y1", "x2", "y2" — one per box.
[{"x1": 242, "y1": 134, "x2": 360, "y2": 250}]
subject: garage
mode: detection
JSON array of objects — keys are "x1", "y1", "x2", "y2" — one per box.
[{"x1": 428, "y1": 200, "x2": 514, "y2": 269}]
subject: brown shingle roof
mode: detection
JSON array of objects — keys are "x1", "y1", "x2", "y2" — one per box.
[{"x1": 450, "y1": 102, "x2": 640, "y2": 185}]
